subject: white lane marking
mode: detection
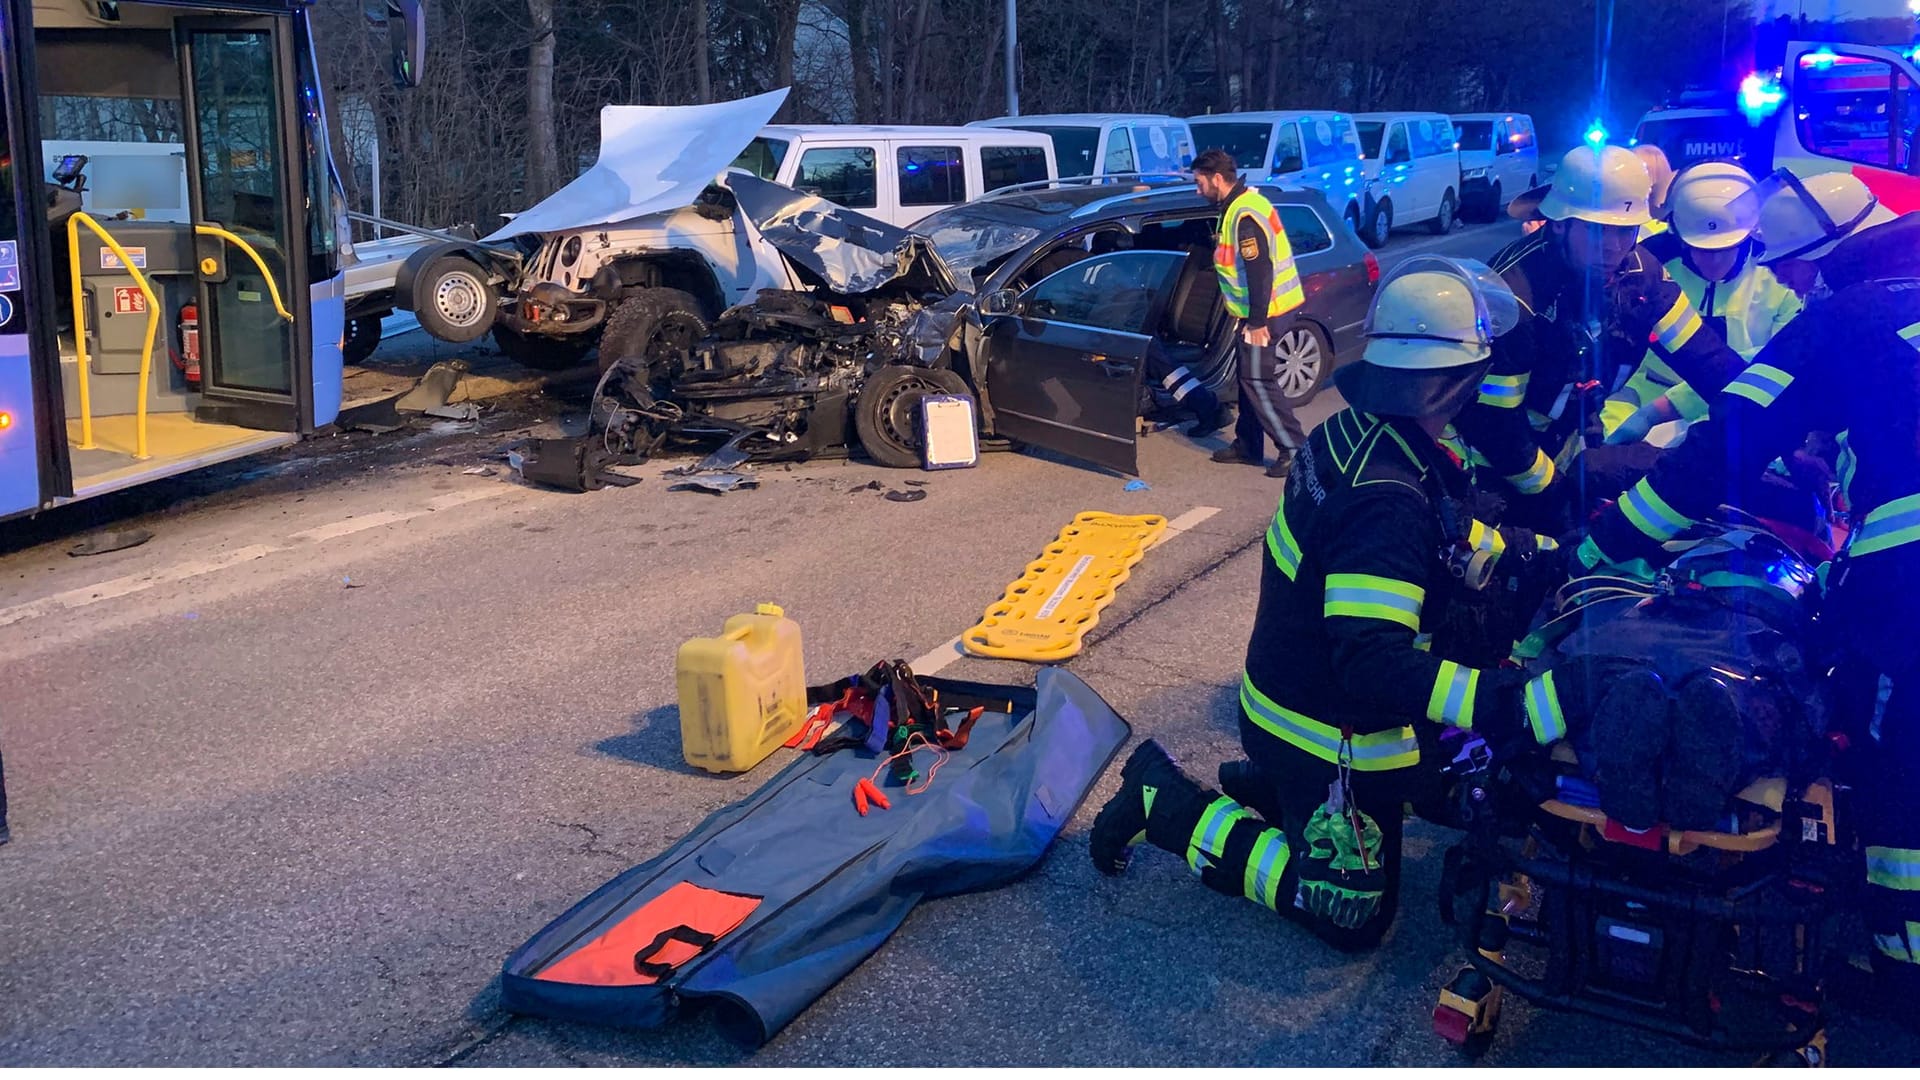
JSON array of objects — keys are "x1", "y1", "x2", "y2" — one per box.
[
  {"x1": 912, "y1": 504, "x2": 1223, "y2": 676},
  {"x1": 289, "y1": 510, "x2": 412, "y2": 543},
  {"x1": 0, "y1": 486, "x2": 510, "y2": 629}
]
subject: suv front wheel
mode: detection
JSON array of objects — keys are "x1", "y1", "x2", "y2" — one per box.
[
  {"x1": 1364, "y1": 201, "x2": 1392, "y2": 249},
  {"x1": 597, "y1": 288, "x2": 709, "y2": 380}
]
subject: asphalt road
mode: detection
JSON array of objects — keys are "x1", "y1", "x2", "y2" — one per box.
[{"x1": 4, "y1": 219, "x2": 1910, "y2": 1065}]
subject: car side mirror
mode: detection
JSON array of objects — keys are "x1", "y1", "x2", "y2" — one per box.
[{"x1": 978, "y1": 288, "x2": 1021, "y2": 317}]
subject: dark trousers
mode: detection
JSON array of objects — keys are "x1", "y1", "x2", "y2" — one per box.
[{"x1": 1233, "y1": 322, "x2": 1306, "y2": 459}]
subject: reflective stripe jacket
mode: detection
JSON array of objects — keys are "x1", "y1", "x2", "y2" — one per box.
[
  {"x1": 1455, "y1": 230, "x2": 1659, "y2": 498},
  {"x1": 1244, "y1": 409, "x2": 1563, "y2": 772},
  {"x1": 1215, "y1": 185, "x2": 1305, "y2": 320},
  {"x1": 1583, "y1": 213, "x2": 1920, "y2": 611},
  {"x1": 1601, "y1": 234, "x2": 1804, "y2": 434}
]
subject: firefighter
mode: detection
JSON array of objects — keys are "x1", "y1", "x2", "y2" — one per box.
[
  {"x1": 1574, "y1": 169, "x2": 1920, "y2": 1006},
  {"x1": 1603, "y1": 161, "x2": 1804, "y2": 445},
  {"x1": 1461, "y1": 144, "x2": 1740, "y2": 531},
  {"x1": 1191, "y1": 148, "x2": 1307, "y2": 477},
  {"x1": 1089, "y1": 257, "x2": 1583, "y2": 949}
]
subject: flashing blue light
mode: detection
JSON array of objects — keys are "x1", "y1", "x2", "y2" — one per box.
[
  {"x1": 1804, "y1": 46, "x2": 1838, "y2": 69},
  {"x1": 1739, "y1": 71, "x2": 1787, "y2": 125},
  {"x1": 1627, "y1": 137, "x2": 1639, "y2": 146},
  {"x1": 1583, "y1": 120, "x2": 1608, "y2": 147}
]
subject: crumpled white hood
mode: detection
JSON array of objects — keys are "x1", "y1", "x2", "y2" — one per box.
[{"x1": 485, "y1": 88, "x2": 789, "y2": 241}]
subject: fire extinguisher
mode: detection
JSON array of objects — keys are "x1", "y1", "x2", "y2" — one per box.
[{"x1": 177, "y1": 301, "x2": 202, "y2": 387}]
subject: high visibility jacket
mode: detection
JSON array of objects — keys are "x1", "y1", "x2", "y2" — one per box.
[
  {"x1": 1215, "y1": 186, "x2": 1304, "y2": 320},
  {"x1": 1601, "y1": 235, "x2": 1804, "y2": 435},
  {"x1": 1243, "y1": 409, "x2": 1565, "y2": 772},
  {"x1": 1582, "y1": 213, "x2": 1920, "y2": 666}
]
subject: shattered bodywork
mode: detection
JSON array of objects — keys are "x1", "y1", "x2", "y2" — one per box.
[{"x1": 593, "y1": 179, "x2": 976, "y2": 462}]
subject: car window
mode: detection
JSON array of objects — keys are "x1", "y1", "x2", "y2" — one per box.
[
  {"x1": 1277, "y1": 204, "x2": 1333, "y2": 255},
  {"x1": 1510, "y1": 117, "x2": 1535, "y2": 150},
  {"x1": 1191, "y1": 122, "x2": 1272, "y2": 171},
  {"x1": 1271, "y1": 122, "x2": 1304, "y2": 173},
  {"x1": 1131, "y1": 124, "x2": 1182, "y2": 172},
  {"x1": 1385, "y1": 124, "x2": 1410, "y2": 163},
  {"x1": 897, "y1": 145, "x2": 966, "y2": 207},
  {"x1": 1797, "y1": 54, "x2": 1917, "y2": 171},
  {"x1": 729, "y1": 136, "x2": 790, "y2": 180},
  {"x1": 1300, "y1": 117, "x2": 1351, "y2": 168},
  {"x1": 1454, "y1": 120, "x2": 1494, "y2": 152},
  {"x1": 1103, "y1": 128, "x2": 1136, "y2": 173},
  {"x1": 1022, "y1": 249, "x2": 1184, "y2": 334},
  {"x1": 1026, "y1": 126, "x2": 1099, "y2": 177},
  {"x1": 796, "y1": 146, "x2": 877, "y2": 208},
  {"x1": 1355, "y1": 121, "x2": 1386, "y2": 158},
  {"x1": 981, "y1": 145, "x2": 1049, "y2": 191},
  {"x1": 1410, "y1": 118, "x2": 1454, "y2": 158}
]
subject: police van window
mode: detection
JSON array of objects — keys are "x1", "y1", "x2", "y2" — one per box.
[
  {"x1": 730, "y1": 137, "x2": 790, "y2": 180},
  {"x1": 1797, "y1": 56, "x2": 1916, "y2": 172},
  {"x1": 1191, "y1": 122, "x2": 1269, "y2": 171},
  {"x1": 1454, "y1": 120, "x2": 1495, "y2": 152},
  {"x1": 980, "y1": 145, "x2": 1048, "y2": 190},
  {"x1": 1023, "y1": 249, "x2": 1183, "y2": 334},
  {"x1": 1355, "y1": 121, "x2": 1385, "y2": 158},
  {"x1": 1385, "y1": 124, "x2": 1411, "y2": 163},
  {"x1": 1271, "y1": 123, "x2": 1303, "y2": 172},
  {"x1": 1302, "y1": 118, "x2": 1351, "y2": 167},
  {"x1": 1278, "y1": 204, "x2": 1333, "y2": 255},
  {"x1": 796, "y1": 146, "x2": 877, "y2": 208},
  {"x1": 1131, "y1": 124, "x2": 1181, "y2": 172},
  {"x1": 1103, "y1": 128, "x2": 1136, "y2": 173},
  {"x1": 897, "y1": 145, "x2": 965, "y2": 207}
]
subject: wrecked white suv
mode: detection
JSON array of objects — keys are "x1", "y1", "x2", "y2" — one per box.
[{"x1": 392, "y1": 90, "x2": 800, "y2": 371}]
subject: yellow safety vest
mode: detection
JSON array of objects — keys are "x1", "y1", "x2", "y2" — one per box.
[
  {"x1": 1215, "y1": 188, "x2": 1304, "y2": 320},
  {"x1": 1601, "y1": 250, "x2": 1804, "y2": 435}
]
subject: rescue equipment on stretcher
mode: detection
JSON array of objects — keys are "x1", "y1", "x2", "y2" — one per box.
[{"x1": 963, "y1": 511, "x2": 1168, "y2": 662}]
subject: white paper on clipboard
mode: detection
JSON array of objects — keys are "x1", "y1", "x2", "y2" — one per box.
[{"x1": 920, "y1": 394, "x2": 979, "y2": 470}]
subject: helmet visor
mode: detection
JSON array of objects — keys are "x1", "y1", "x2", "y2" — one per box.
[{"x1": 1364, "y1": 254, "x2": 1521, "y2": 350}]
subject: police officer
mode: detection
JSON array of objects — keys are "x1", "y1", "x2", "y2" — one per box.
[
  {"x1": 1462, "y1": 145, "x2": 1738, "y2": 530},
  {"x1": 1088, "y1": 257, "x2": 1580, "y2": 948},
  {"x1": 1603, "y1": 161, "x2": 1804, "y2": 444},
  {"x1": 1191, "y1": 149, "x2": 1307, "y2": 477},
  {"x1": 1575, "y1": 169, "x2": 1920, "y2": 1006}
]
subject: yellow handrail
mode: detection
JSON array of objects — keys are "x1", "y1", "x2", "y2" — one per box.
[
  {"x1": 193, "y1": 224, "x2": 293, "y2": 322},
  {"x1": 66, "y1": 212, "x2": 161, "y2": 459}
]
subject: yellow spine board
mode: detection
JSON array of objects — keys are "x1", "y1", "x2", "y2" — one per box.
[{"x1": 962, "y1": 512, "x2": 1168, "y2": 662}]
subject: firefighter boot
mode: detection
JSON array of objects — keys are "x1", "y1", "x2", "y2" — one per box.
[
  {"x1": 1589, "y1": 667, "x2": 1672, "y2": 831},
  {"x1": 1089, "y1": 739, "x2": 1212, "y2": 875},
  {"x1": 1665, "y1": 672, "x2": 1747, "y2": 832}
]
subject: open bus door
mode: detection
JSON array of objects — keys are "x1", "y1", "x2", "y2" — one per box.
[
  {"x1": 0, "y1": 0, "x2": 422, "y2": 520},
  {"x1": 1775, "y1": 41, "x2": 1920, "y2": 213}
]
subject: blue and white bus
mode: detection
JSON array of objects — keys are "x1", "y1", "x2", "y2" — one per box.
[{"x1": 0, "y1": 0, "x2": 421, "y2": 520}]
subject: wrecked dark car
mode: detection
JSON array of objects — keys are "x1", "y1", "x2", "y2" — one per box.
[{"x1": 595, "y1": 174, "x2": 1376, "y2": 474}]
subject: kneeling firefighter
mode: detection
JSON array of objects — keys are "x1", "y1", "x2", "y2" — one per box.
[{"x1": 1090, "y1": 258, "x2": 1586, "y2": 949}]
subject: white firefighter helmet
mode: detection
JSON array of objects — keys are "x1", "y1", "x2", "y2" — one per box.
[
  {"x1": 1746, "y1": 168, "x2": 1897, "y2": 264},
  {"x1": 1513, "y1": 145, "x2": 1654, "y2": 226},
  {"x1": 1340, "y1": 256, "x2": 1520, "y2": 417},
  {"x1": 1665, "y1": 161, "x2": 1760, "y2": 250}
]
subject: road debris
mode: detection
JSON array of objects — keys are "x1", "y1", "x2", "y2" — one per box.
[
  {"x1": 462, "y1": 465, "x2": 497, "y2": 476},
  {"x1": 68, "y1": 528, "x2": 153, "y2": 557},
  {"x1": 395, "y1": 360, "x2": 469, "y2": 413},
  {"x1": 423, "y1": 403, "x2": 482, "y2": 422},
  {"x1": 669, "y1": 473, "x2": 759, "y2": 495},
  {"x1": 1124, "y1": 479, "x2": 1152, "y2": 492},
  {"x1": 884, "y1": 489, "x2": 927, "y2": 503}
]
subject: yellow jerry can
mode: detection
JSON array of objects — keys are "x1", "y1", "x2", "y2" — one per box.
[{"x1": 676, "y1": 603, "x2": 807, "y2": 774}]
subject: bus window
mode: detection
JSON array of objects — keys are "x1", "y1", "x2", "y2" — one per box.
[
  {"x1": 35, "y1": 29, "x2": 189, "y2": 221},
  {"x1": 1798, "y1": 56, "x2": 1916, "y2": 171}
]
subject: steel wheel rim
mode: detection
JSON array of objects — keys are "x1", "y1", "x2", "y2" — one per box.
[{"x1": 435, "y1": 273, "x2": 484, "y2": 326}]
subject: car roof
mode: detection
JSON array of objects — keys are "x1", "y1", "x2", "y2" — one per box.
[
  {"x1": 758, "y1": 124, "x2": 1052, "y2": 140},
  {"x1": 1351, "y1": 111, "x2": 1453, "y2": 121},
  {"x1": 1189, "y1": 110, "x2": 1355, "y2": 124},
  {"x1": 971, "y1": 114, "x2": 1188, "y2": 126},
  {"x1": 966, "y1": 179, "x2": 1324, "y2": 220},
  {"x1": 1451, "y1": 112, "x2": 1530, "y2": 122}
]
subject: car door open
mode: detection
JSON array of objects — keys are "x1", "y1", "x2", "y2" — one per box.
[{"x1": 980, "y1": 249, "x2": 1183, "y2": 475}]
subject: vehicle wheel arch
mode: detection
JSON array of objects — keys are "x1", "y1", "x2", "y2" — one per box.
[{"x1": 606, "y1": 250, "x2": 725, "y2": 321}]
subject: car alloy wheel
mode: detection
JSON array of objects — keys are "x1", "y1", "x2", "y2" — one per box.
[{"x1": 1274, "y1": 327, "x2": 1324, "y2": 400}]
